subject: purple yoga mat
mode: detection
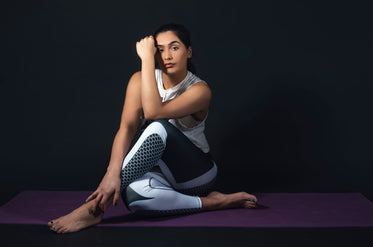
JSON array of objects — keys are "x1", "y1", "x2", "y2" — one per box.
[{"x1": 1, "y1": 191, "x2": 373, "y2": 227}]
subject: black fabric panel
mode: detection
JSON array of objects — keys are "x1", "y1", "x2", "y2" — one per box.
[{"x1": 155, "y1": 119, "x2": 215, "y2": 183}]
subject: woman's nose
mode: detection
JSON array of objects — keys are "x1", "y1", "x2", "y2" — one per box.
[{"x1": 164, "y1": 50, "x2": 172, "y2": 60}]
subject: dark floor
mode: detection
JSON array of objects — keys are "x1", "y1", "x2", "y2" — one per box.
[
  {"x1": 1, "y1": 188, "x2": 373, "y2": 247},
  {"x1": 2, "y1": 224, "x2": 373, "y2": 247}
]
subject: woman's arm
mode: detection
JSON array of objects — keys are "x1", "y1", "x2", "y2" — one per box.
[
  {"x1": 106, "y1": 74, "x2": 143, "y2": 175},
  {"x1": 85, "y1": 73, "x2": 142, "y2": 211},
  {"x1": 136, "y1": 36, "x2": 212, "y2": 120}
]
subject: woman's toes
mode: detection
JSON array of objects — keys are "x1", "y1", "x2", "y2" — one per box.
[
  {"x1": 56, "y1": 226, "x2": 64, "y2": 233},
  {"x1": 50, "y1": 222, "x2": 62, "y2": 233},
  {"x1": 247, "y1": 194, "x2": 256, "y2": 200},
  {"x1": 245, "y1": 194, "x2": 257, "y2": 204},
  {"x1": 244, "y1": 201, "x2": 255, "y2": 208}
]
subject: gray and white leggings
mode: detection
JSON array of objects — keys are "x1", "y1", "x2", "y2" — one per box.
[{"x1": 120, "y1": 119, "x2": 217, "y2": 216}]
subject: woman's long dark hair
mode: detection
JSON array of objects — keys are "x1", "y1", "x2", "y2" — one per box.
[{"x1": 153, "y1": 23, "x2": 197, "y2": 74}]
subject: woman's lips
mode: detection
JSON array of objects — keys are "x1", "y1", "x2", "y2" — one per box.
[{"x1": 165, "y1": 63, "x2": 174, "y2": 68}]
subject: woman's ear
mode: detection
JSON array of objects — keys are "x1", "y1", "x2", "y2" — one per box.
[{"x1": 187, "y1": 47, "x2": 192, "y2": 58}]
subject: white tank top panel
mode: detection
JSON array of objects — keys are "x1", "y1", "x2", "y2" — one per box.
[{"x1": 155, "y1": 69, "x2": 210, "y2": 153}]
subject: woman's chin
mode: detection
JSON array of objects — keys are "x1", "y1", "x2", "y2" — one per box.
[{"x1": 161, "y1": 67, "x2": 177, "y2": 74}]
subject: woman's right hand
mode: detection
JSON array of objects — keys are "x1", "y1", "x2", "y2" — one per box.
[
  {"x1": 85, "y1": 170, "x2": 121, "y2": 213},
  {"x1": 136, "y1": 35, "x2": 157, "y2": 61}
]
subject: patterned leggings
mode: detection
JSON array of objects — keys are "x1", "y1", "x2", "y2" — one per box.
[{"x1": 120, "y1": 119, "x2": 217, "y2": 215}]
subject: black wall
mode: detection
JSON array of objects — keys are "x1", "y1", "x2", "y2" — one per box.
[{"x1": 2, "y1": 1, "x2": 372, "y2": 196}]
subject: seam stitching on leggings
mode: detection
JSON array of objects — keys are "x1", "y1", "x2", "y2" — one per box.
[{"x1": 120, "y1": 133, "x2": 165, "y2": 192}]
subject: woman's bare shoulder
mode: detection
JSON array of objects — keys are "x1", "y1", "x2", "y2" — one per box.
[
  {"x1": 130, "y1": 71, "x2": 142, "y2": 81},
  {"x1": 126, "y1": 71, "x2": 142, "y2": 88},
  {"x1": 189, "y1": 81, "x2": 212, "y2": 98}
]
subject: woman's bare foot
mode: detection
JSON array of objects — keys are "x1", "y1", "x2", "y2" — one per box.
[
  {"x1": 47, "y1": 200, "x2": 104, "y2": 234},
  {"x1": 201, "y1": 191, "x2": 258, "y2": 211}
]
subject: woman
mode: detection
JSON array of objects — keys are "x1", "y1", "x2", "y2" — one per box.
[{"x1": 48, "y1": 23, "x2": 257, "y2": 233}]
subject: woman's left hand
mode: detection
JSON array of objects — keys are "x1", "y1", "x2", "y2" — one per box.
[
  {"x1": 85, "y1": 170, "x2": 121, "y2": 213},
  {"x1": 136, "y1": 35, "x2": 157, "y2": 61}
]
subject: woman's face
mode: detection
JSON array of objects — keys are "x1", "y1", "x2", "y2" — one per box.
[{"x1": 155, "y1": 31, "x2": 192, "y2": 75}]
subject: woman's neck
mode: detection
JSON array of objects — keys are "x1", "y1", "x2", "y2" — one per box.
[{"x1": 161, "y1": 69, "x2": 188, "y2": 90}]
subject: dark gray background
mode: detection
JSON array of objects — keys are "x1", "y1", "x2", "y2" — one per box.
[{"x1": 2, "y1": 0, "x2": 372, "y2": 197}]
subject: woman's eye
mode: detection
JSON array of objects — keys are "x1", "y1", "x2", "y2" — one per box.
[
  {"x1": 158, "y1": 49, "x2": 164, "y2": 53},
  {"x1": 171, "y1": 46, "x2": 179, "y2": 51}
]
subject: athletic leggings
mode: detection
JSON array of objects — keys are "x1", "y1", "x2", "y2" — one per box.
[{"x1": 120, "y1": 119, "x2": 217, "y2": 215}]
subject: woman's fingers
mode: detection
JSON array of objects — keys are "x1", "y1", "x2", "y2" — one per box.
[
  {"x1": 113, "y1": 190, "x2": 120, "y2": 207},
  {"x1": 90, "y1": 193, "x2": 103, "y2": 214},
  {"x1": 101, "y1": 190, "x2": 119, "y2": 211},
  {"x1": 138, "y1": 36, "x2": 153, "y2": 47},
  {"x1": 99, "y1": 193, "x2": 110, "y2": 212},
  {"x1": 136, "y1": 35, "x2": 156, "y2": 59},
  {"x1": 87, "y1": 203, "x2": 98, "y2": 216},
  {"x1": 140, "y1": 35, "x2": 154, "y2": 42},
  {"x1": 85, "y1": 191, "x2": 98, "y2": 203},
  {"x1": 95, "y1": 193, "x2": 103, "y2": 205}
]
